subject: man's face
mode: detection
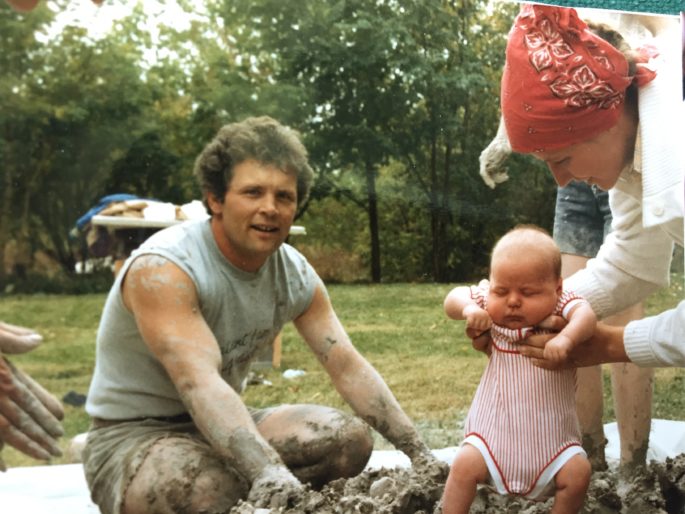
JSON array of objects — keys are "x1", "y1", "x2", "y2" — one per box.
[
  {"x1": 208, "y1": 159, "x2": 297, "y2": 272},
  {"x1": 533, "y1": 107, "x2": 637, "y2": 191},
  {"x1": 486, "y1": 254, "x2": 561, "y2": 330}
]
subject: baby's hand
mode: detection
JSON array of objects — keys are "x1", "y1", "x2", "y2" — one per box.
[
  {"x1": 542, "y1": 334, "x2": 573, "y2": 364},
  {"x1": 463, "y1": 304, "x2": 492, "y2": 339}
]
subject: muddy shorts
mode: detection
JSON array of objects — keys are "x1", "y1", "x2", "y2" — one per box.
[
  {"x1": 82, "y1": 408, "x2": 272, "y2": 514},
  {"x1": 552, "y1": 181, "x2": 612, "y2": 258}
]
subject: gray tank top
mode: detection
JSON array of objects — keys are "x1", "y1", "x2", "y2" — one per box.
[{"x1": 86, "y1": 219, "x2": 318, "y2": 420}]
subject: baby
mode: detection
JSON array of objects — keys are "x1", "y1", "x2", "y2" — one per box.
[{"x1": 440, "y1": 226, "x2": 596, "y2": 514}]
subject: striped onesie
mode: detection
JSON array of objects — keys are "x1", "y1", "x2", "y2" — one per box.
[{"x1": 462, "y1": 285, "x2": 586, "y2": 499}]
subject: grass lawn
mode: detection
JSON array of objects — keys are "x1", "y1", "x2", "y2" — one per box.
[{"x1": 1, "y1": 277, "x2": 683, "y2": 467}]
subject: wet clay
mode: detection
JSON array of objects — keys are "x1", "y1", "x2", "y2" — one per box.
[{"x1": 230, "y1": 453, "x2": 685, "y2": 514}]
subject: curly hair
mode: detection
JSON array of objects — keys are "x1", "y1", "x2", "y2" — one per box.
[{"x1": 193, "y1": 116, "x2": 314, "y2": 213}]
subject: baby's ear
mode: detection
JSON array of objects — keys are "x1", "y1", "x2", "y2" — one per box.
[{"x1": 556, "y1": 277, "x2": 563, "y2": 295}]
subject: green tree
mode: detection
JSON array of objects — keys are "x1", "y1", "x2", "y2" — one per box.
[
  {"x1": 1, "y1": 5, "x2": 154, "y2": 272},
  {"x1": 0, "y1": 3, "x2": 55, "y2": 275},
  {"x1": 221, "y1": 0, "x2": 439, "y2": 282}
]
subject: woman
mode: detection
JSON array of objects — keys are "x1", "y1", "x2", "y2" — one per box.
[{"x1": 491, "y1": 4, "x2": 684, "y2": 368}]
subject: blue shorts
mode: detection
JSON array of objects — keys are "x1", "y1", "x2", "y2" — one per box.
[{"x1": 553, "y1": 181, "x2": 612, "y2": 258}]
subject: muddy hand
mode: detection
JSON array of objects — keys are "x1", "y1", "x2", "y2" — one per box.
[
  {"x1": 247, "y1": 464, "x2": 305, "y2": 509},
  {"x1": 0, "y1": 322, "x2": 44, "y2": 355},
  {"x1": 411, "y1": 451, "x2": 448, "y2": 481},
  {"x1": 0, "y1": 357, "x2": 64, "y2": 470}
]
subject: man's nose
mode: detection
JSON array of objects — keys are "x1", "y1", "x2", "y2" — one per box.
[{"x1": 259, "y1": 194, "x2": 278, "y2": 215}]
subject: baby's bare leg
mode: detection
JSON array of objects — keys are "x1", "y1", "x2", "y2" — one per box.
[
  {"x1": 552, "y1": 454, "x2": 591, "y2": 514},
  {"x1": 440, "y1": 444, "x2": 488, "y2": 514}
]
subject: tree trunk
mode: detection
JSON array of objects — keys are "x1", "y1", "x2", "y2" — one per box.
[
  {"x1": 435, "y1": 142, "x2": 453, "y2": 282},
  {"x1": 365, "y1": 162, "x2": 381, "y2": 283},
  {"x1": 429, "y1": 136, "x2": 441, "y2": 281}
]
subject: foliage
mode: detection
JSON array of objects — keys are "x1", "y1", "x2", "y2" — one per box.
[
  {"x1": 0, "y1": 0, "x2": 574, "y2": 286},
  {"x1": 1, "y1": 5, "x2": 154, "y2": 272},
  {"x1": 218, "y1": 0, "x2": 527, "y2": 283}
]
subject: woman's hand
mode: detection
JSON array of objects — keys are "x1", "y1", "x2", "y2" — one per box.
[{"x1": 518, "y1": 318, "x2": 630, "y2": 369}]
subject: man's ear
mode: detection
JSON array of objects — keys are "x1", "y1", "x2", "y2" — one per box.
[{"x1": 207, "y1": 193, "x2": 224, "y2": 215}]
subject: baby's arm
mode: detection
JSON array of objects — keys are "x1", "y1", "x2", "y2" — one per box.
[
  {"x1": 543, "y1": 302, "x2": 597, "y2": 363},
  {"x1": 444, "y1": 286, "x2": 493, "y2": 349}
]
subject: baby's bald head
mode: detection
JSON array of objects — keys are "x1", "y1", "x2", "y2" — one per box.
[{"x1": 490, "y1": 225, "x2": 561, "y2": 281}]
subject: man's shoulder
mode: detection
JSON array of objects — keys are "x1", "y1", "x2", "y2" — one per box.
[{"x1": 277, "y1": 242, "x2": 309, "y2": 263}]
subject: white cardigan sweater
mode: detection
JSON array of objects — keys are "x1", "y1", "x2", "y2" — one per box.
[{"x1": 565, "y1": 20, "x2": 684, "y2": 367}]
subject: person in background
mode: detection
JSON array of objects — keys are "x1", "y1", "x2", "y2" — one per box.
[{"x1": 553, "y1": 180, "x2": 651, "y2": 475}]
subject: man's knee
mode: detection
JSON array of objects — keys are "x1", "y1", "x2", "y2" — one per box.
[
  {"x1": 333, "y1": 414, "x2": 373, "y2": 476},
  {"x1": 123, "y1": 440, "x2": 248, "y2": 514}
]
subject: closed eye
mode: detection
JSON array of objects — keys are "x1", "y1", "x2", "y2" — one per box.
[{"x1": 550, "y1": 157, "x2": 570, "y2": 166}]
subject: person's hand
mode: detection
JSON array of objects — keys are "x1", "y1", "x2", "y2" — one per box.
[
  {"x1": 463, "y1": 304, "x2": 492, "y2": 340},
  {"x1": 0, "y1": 322, "x2": 43, "y2": 355},
  {"x1": 517, "y1": 314, "x2": 570, "y2": 369},
  {"x1": 0, "y1": 322, "x2": 64, "y2": 471},
  {"x1": 247, "y1": 464, "x2": 305, "y2": 509},
  {"x1": 462, "y1": 280, "x2": 493, "y2": 354},
  {"x1": 410, "y1": 450, "x2": 449, "y2": 481},
  {"x1": 518, "y1": 321, "x2": 630, "y2": 369},
  {"x1": 541, "y1": 333, "x2": 573, "y2": 364}
]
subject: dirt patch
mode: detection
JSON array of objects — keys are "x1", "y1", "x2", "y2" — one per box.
[{"x1": 231, "y1": 453, "x2": 685, "y2": 513}]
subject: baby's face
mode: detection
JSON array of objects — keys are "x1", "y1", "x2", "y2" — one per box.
[{"x1": 487, "y1": 255, "x2": 561, "y2": 329}]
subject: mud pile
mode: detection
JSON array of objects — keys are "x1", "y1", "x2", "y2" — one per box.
[{"x1": 231, "y1": 454, "x2": 685, "y2": 513}]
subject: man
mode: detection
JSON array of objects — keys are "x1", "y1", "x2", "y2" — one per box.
[{"x1": 82, "y1": 116, "x2": 443, "y2": 513}]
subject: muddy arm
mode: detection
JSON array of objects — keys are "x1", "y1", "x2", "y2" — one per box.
[
  {"x1": 123, "y1": 255, "x2": 300, "y2": 492},
  {"x1": 294, "y1": 283, "x2": 435, "y2": 463}
]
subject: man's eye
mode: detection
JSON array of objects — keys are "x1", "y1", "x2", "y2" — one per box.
[{"x1": 278, "y1": 192, "x2": 296, "y2": 202}]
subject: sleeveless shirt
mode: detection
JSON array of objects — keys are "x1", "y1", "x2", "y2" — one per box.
[{"x1": 86, "y1": 219, "x2": 318, "y2": 420}]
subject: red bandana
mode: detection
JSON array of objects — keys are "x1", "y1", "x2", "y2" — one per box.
[{"x1": 501, "y1": 4, "x2": 658, "y2": 153}]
